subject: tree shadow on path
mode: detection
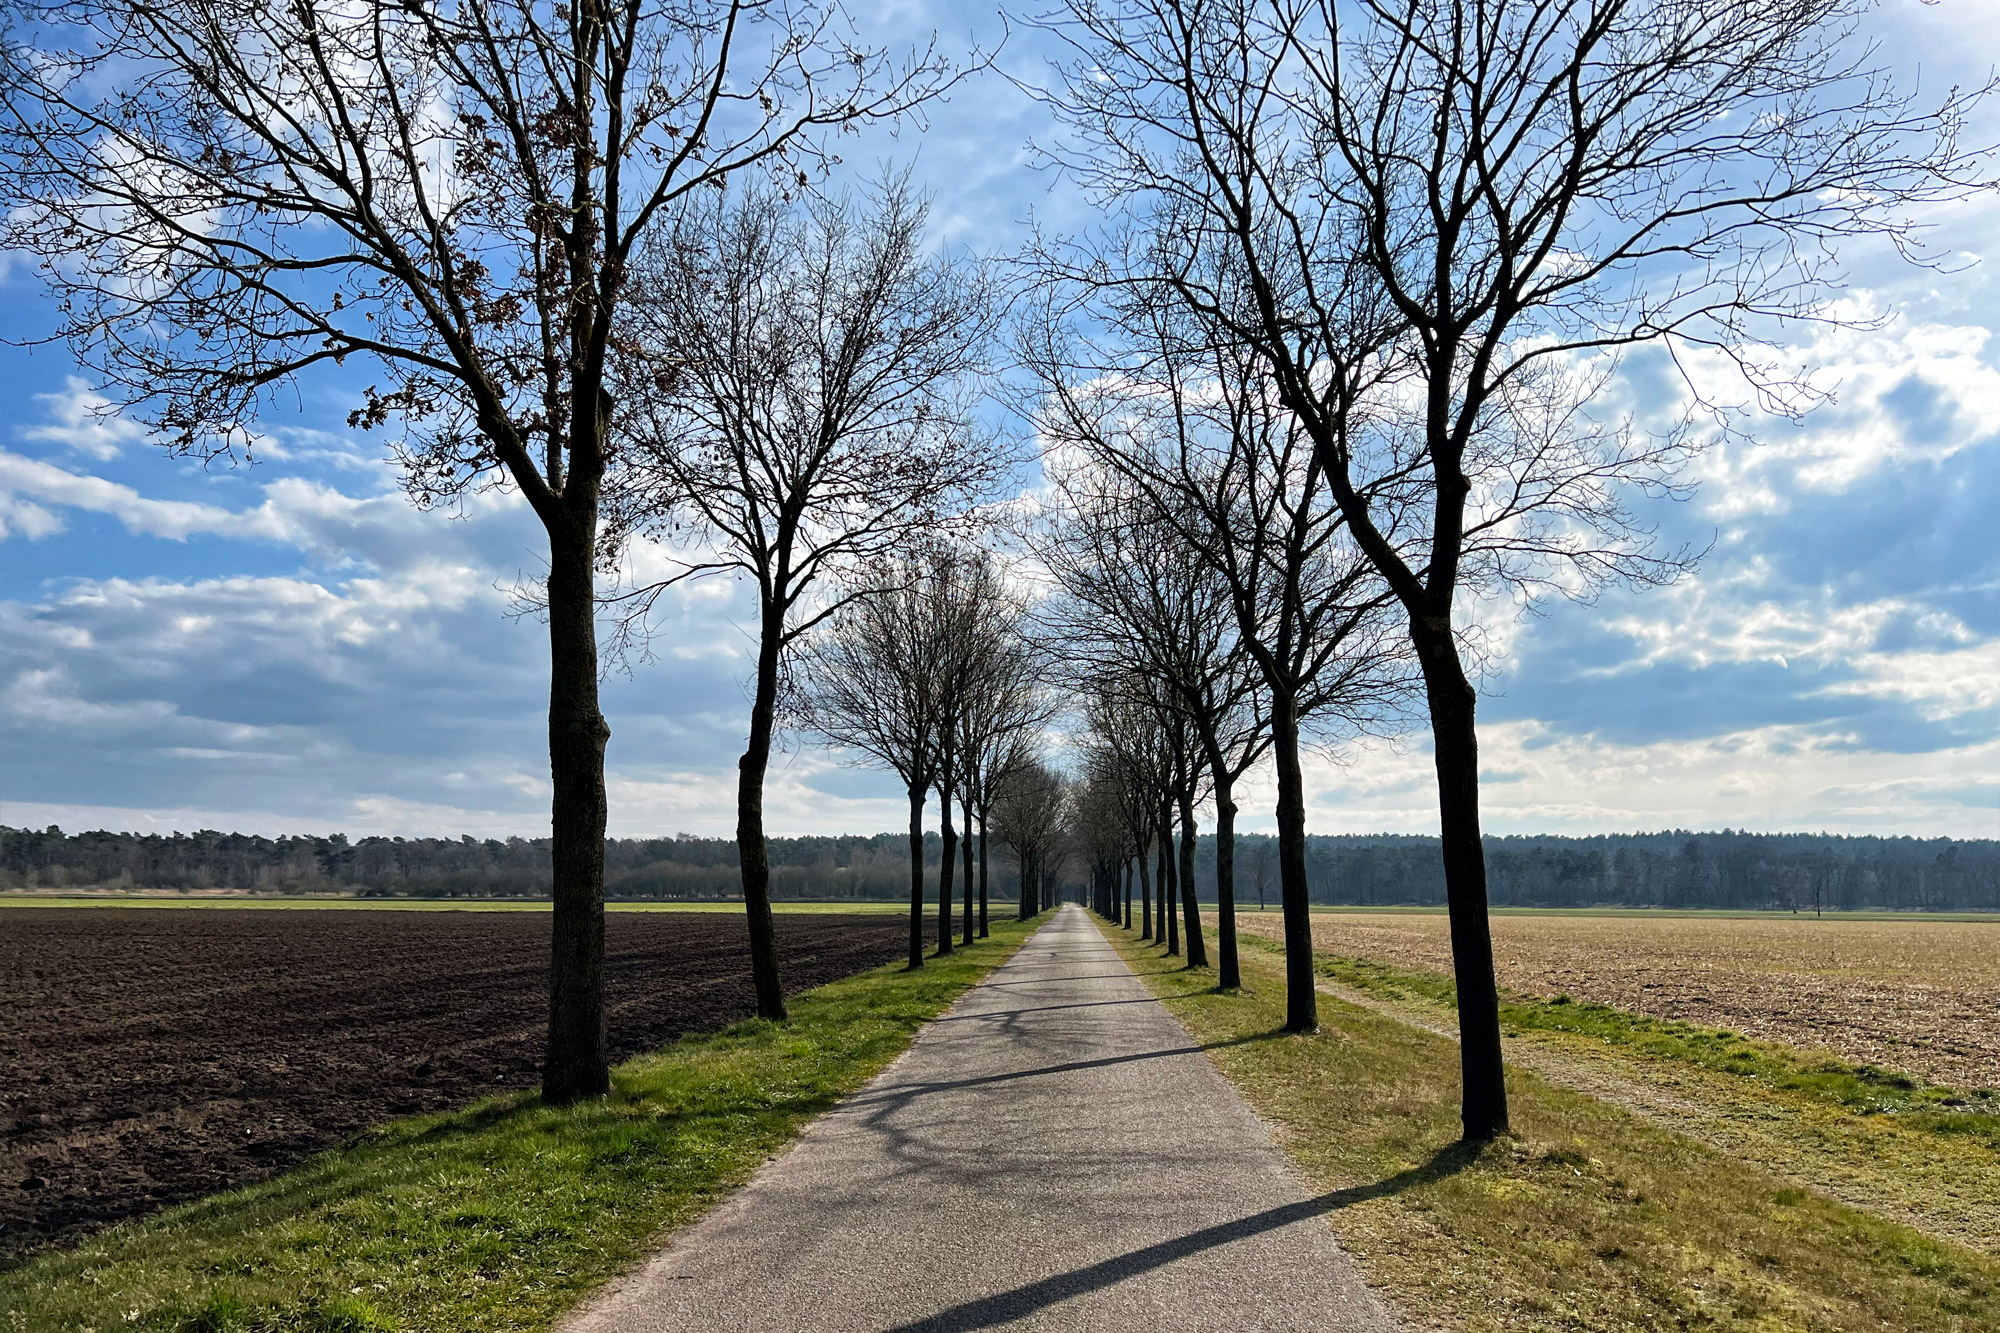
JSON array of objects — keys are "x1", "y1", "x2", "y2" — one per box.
[
  {"x1": 848, "y1": 1027, "x2": 1291, "y2": 1106},
  {"x1": 881, "y1": 1142, "x2": 1478, "y2": 1332}
]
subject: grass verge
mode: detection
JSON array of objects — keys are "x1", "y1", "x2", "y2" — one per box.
[
  {"x1": 1306, "y1": 944, "x2": 2000, "y2": 1132},
  {"x1": 1274, "y1": 935, "x2": 2000, "y2": 1253},
  {"x1": 2, "y1": 915, "x2": 1045, "y2": 1333},
  {"x1": 1101, "y1": 918, "x2": 2000, "y2": 1332}
]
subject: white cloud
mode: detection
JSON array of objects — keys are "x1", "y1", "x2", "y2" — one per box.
[
  {"x1": 1, "y1": 664, "x2": 182, "y2": 731},
  {"x1": 1833, "y1": 638, "x2": 2000, "y2": 721},
  {"x1": 0, "y1": 492, "x2": 63, "y2": 540},
  {"x1": 1256, "y1": 720, "x2": 2000, "y2": 840},
  {"x1": 0, "y1": 796, "x2": 537, "y2": 841},
  {"x1": 1651, "y1": 306, "x2": 2000, "y2": 513},
  {"x1": 19, "y1": 377, "x2": 146, "y2": 460},
  {"x1": 0, "y1": 448, "x2": 251, "y2": 540}
]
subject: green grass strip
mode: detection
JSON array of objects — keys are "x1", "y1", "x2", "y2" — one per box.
[
  {"x1": 1268, "y1": 937, "x2": 2000, "y2": 1140},
  {"x1": 1106, "y1": 922, "x2": 2000, "y2": 1332},
  {"x1": 2, "y1": 915, "x2": 1046, "y2": 1333}
]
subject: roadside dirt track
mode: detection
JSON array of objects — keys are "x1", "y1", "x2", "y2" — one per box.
[{"x1": 0, "y1": 907, "x2": 914, "y2": 1259}]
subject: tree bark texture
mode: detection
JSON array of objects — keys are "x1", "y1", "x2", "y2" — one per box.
[
  {"x1": 542, "y1": 523, "x2": 610, "y2": 1102},
  {"x1": 1159, "y1": 805, "x2": 1180, "y2": 956},
  {"x1": 735, "y1": 614, "x2": 789, "y2": 1021},
  {"x1": 1212, "y1": 772, "x2": 1239, "y2": 987},
  {"x1": 960, "y1": 790, "x2": 976, "y2": 947},
  {"x1": 1123, "y1": 858, "x2": 1133, "y2": 930},
  {"x1": 1416, "y1": 622, "x2": 1509, "y2": 1140},
  {"x1": 937, "y1": 784, "x2": 957, "y2": 956},
  {"x1": 1139, "y1": 832, "x2": 1153, "y2": 940},
  {"x1": 977, "y1": 814, "x2": 990, "y2": 938},
  {"x1": 1272, "y1": 689, "x2": 1317, "y2": 1031},
  {"x1": 1177, "y1": 788, "x2": 1207, "y2": 969},
  {"x1": 906, "y1": 786, "x2": 927, "y2": 970}
]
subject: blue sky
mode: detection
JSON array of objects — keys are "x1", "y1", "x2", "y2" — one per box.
[{"x1": 0, "y1": 0, "x2": 1996, "y2": 841}]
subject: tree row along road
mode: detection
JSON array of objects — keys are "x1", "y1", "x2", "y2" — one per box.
[{"x1": 562, "y1": 906, "x2": 1398, "y2": 1333}]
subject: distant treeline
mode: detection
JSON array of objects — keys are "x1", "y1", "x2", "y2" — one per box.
[
  {"x1": 4, "y1": 824, "x2": 1997, "y2": 911},
  {"x1": 0, "y1": 826, "x2": 998, "y2": 902},
  {"x1": 1209, "y1": 831, "x2": 2000, "y2": 913}
]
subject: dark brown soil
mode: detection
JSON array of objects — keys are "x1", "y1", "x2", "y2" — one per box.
[{"x1": 0, "y1": 906, "x2": 918, "y2": 1261}]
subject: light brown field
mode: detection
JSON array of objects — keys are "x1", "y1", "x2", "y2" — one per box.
[{"x1": 1227, "y1": 909, "x2": 2000, "y2": 1089}]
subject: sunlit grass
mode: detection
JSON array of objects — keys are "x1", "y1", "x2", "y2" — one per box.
[
  {"x1": 1301, "y1": 942, "x2": 2000, "y2": 1132},
  {"x1": 1, "y1": 915, "x2": 1044, "y2": 1333},
  {"x1": 1102, "y1": 918, "x2": 2000, "y2": 1332}
]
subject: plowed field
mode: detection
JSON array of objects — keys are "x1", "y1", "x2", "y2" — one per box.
[
  {"x1": 0, "y1": 907, "x2": 918, "y2": 1259},
  {"x1": 1229, "y1": 910, "x2": 2000, "y2": 1090}
]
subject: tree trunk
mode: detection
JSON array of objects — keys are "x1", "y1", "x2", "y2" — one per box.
[
  {"x1": 977, "y1": 811, "x2": 990, "y2": 938},
  {"x1": 906, "y1": 785, "x2": 926, "y2": 970},
  {"x1": 1123, "y1": 857, "x2": 1133, "y2": 929},
  {"x1": 960, "y1": 789, "x2": 975, "y2": 947},
  {"x1": 1159, "y1": 803, "x2": 1179, "y2": 956},
  {"x1": 1272, "y1": 689, "x2": 1316, "y2": 1031},
  {"x1": 734, "y1": 611, "x2": 788, "y2": 1021},
  {"x1": 936, "y1": 780, "x2": 956, "y2": 956},
  {"x1": 1137, "y1": 828, "x2": 1153, "y2": 940},
  {"x1": 1177, "y1": 787, "x2": 1207, "y2": 969},
  {"x1": 1415, "y1": 622, "x2": 1509, "y2": 1141},
  {"x1": 542, "y1": 519, "x2": 610, "y2": 1102},
  {"x1": 1212, "y1": 769, "x2": 1239, "y2": 988}
]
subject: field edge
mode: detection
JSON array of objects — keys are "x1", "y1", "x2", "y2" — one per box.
[
  {"x1": 0, "y1": 911, "x2": 1053, "y2": 1333},
  {"x1": 1093, "y1": 912, "x2": 2000, "y2": 1333}
]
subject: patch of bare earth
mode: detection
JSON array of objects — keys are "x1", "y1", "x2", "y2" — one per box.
[
  {"x1": 1229, "y1": 910, "x2": 2000, "y2": 1090},
  {"x1": 0, "y1": 907, "x2": 915, "y2": 1259}
]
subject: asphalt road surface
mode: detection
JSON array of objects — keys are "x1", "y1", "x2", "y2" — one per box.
[{"x1": 563, "y1": 905, "x2": 1400, "y2": 1332}]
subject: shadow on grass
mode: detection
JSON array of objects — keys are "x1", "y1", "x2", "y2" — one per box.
[{"x1": 883, "y1": 1142, "x2": 1478, "y2": 1331}]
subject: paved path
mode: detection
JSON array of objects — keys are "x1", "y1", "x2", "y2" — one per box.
[{"x1": 563, "y1": 905, "x2": 1399, "y2": 1333}]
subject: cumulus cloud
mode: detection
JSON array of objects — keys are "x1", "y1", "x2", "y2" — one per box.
[
  {"x1": 1279, "y1": 720, "x2": 2000, "y2": 839},
  {"x1": 3, "y1": 10, "x2": 1997, "y2": 841},
  {"x1": 0, "y1": 448, "x2": 250, "y2": 540},
  {"x1": 19, "y1": 377, "x2": 146, "y2": 460},
  {"x1": 0, "y1": 492, "x2": 63, "y2": 541}
]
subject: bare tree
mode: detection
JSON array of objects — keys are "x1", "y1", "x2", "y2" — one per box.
[
  {"x1": 611, "y1": 181, "x2": 1000, "y2": 1018},
  {"x1": 1077, "y1": 726, "x2": 1151, "y2": 928},
  {"x1": 799, "y1": 557, "x2": 952, "y2": 969},
  {"x1": 1035, "y1": 0, "x2": 1990, "y2": 1138},
  {"x1": 1038, "y1": 482, "x2": 1245, "y2": 973},
  {"x1": 1072, "y1": 765, "x2": 1131, "y2": 920},
  {"x1": 991, "y1": 760, "x2": 1068, "y2": 916},
  {"x1": 1086, "y1": 688, "x2": 1169, "y2": 940},
  {"x1": 959, "y1": 635, "x2": 1052, "y2": 938},
  {"x1": 921, "y1": 550, "x2": 1017, "y2": 954},
  {"x1": 0, "y1": 0, "x2": 953, "y2": 1100},
  {"x1": 1026, "y1": 300, "x2": 1414, "y2": 1025}
]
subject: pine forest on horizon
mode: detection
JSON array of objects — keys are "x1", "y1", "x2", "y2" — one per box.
[{"x1": 6, "y1": 824, "x2": 1997, "y2": 914}]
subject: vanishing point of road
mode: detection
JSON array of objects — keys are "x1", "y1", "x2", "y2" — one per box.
[{"x1": 564, "y1": 904, "x2": 1400, "y2": 1332}]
